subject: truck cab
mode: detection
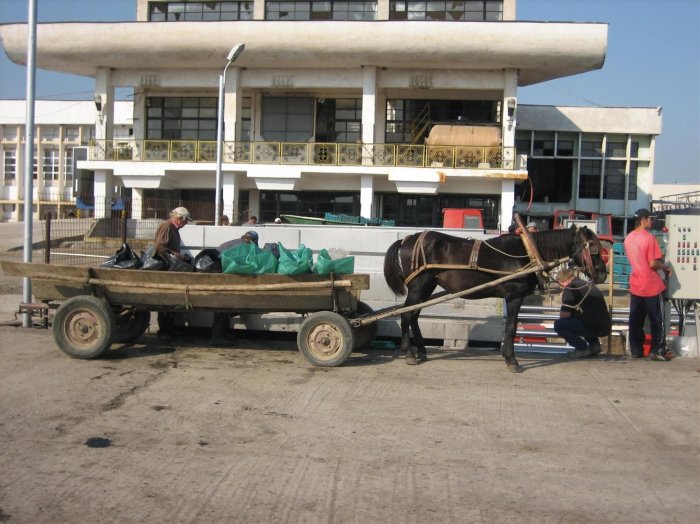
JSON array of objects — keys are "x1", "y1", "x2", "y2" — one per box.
[{"x1": 442, "y1": 208, "x2": 485, "y2": 230}]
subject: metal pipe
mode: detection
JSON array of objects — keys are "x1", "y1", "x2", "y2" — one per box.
[{"x1": 22, "y1": 0, "x2": 37, "y2": 328}]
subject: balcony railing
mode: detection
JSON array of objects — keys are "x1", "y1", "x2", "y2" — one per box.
[{"x1": 89, "y1": 139, "x2": 516, "y2": 169}]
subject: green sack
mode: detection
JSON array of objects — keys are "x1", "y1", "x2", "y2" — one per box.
[
  {"x1": 277, "y1": 242, "x2": 313, "y2": 275},
  {"x1": 221, "y1": 242, "x2": 278, "y2": 274},
  {"x1": 313, "y1": 248, "x2": 355, "y2": 276}
]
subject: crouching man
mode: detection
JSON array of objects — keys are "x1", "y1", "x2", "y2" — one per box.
[{"x1": 554, "y1": 268, "x2": 612, "y2": 358}]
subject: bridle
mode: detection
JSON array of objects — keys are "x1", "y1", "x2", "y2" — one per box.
[{"x1": 571, "y1": 229, "x2": 600, "y2": 278}]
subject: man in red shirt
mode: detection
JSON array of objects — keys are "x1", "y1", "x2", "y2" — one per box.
[{"x1": 623, "y1": 209, "x2": 672, "y2": 360}]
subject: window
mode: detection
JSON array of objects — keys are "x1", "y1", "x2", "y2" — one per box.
[
  {"x1": 603, "y1": 160, "x2": 626, "y2": 200},
  {"x1": 532, "y1": 132, "x2": 554, "y2": 156},
  {"x1": 2, "y1": 148, "x2": 16, "y2": 181},
  {"x1": 389, "y1": 1, "x2": 502, "y2": 21},
  {"x1": 581, "y1": 135, "x2": 603, "y2": 157},
  {"x1": 315, "y1": 98, "x2": 362, "y2": 143},
  {"x1": 579, "y1": 160, "x2": 601, "y2": 199},
  {"x1": 261, "y1": 97, "x2": 314, "y2": 142},
  {"x1": 556, "y1": 133, "x2": 576, "y2": 156},
  {"x1": 63, "y1": 148, "x2": 73, "y2": 185},
  {"x1": 266, "y1": 1, "x2": 377, "y2": 20},
  {"x1": 64, "y1": 127, "x2": 80, "y2": 142},
  {"x1": 259, "y1": 191, "x2": 360, "y2": 222},
  {"x1": 627, "y1": 162, "x2": 638, "y2": 200},
  {"x1": 41, "y1": 126, "x2": 60, "y2": 141},
  {"x1": 149, "y1": 1, "x2": 253, "y2": 21},
  {"x1": 146, "y1": 97, "x2": 218, "y2": 140},
  {"x1": 42, "y1": 147, "x2": 60, "y2": 182}
]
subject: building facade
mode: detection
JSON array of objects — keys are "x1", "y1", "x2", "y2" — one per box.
[{"x1": 0, "y1": 0, "x2": 661, "y2": 232}]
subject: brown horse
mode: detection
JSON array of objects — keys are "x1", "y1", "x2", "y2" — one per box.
[{"x1": 383, "y1": 227, "x2": 608, "y2": 372}]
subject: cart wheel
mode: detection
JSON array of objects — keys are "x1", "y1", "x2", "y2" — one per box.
[
  {"x1": 113, "y1": 308, "x2": 151, "y2": 343},
  {"x1": 297, "y1": 311, "x2": 354, "y2": 367},
  {"x1": 350, "y1": 301, "x2": 378, "y2": 350},
  {"x1": 53, "y1": 296, "x2": 115, "y2": 359}
]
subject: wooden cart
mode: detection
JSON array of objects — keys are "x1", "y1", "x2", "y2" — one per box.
[{"x1": 1, "y1": 261, "x2": 374, "y2": 367}]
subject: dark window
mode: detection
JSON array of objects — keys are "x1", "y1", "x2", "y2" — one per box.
[
  {"x1": 532, "y1": 132, "x2": 555, "y2": 156},
  {"x1": 385, "y1": 99, "x2": 499, "y2": 143},
  {"x1": 379, "y1": 193, "x2": 499, "y2": 229},
  {"x1": 579, "y1": 159, "x2": 601, "y2": 199},
  {"x1": 2, "y1": 148, "x2": 16, "y2": 181},
  {"x1": 146, "y1": 97, "x2": 218, "y2": 140},
  {"x1": 628, "y1": 162, "x2": 638, "y2": 200},
  {"x1": 581, "y1": 136, "x2": 603, "y2": 157},
  {"x1": 148, "y1": 1, "x2": 254, "y2": 21},
  {"x1": 261, "y1": 97, "x2": 314, "y2": 142},
  {"x1": 521, "y1": 158, "x2": 573, "y2": 203},
  {"x1": 603, "y1": 160, "x2": 626, "y2": 200},
  {"x1": 389, "y1": 1, "x2": 502, "y2": 21},
  {"x1": 259, "y1": 191, "x2": 360, "y2": 222},
  {"x1": 266, "y1": 1, "x2": 377, "y2": 20},
  {"x1": 315, "y1": 98, "x2": 362, "y2": 143}
]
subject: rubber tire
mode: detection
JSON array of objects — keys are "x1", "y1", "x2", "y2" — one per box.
[
  {"x1": 350, "y1": 301, "x2": 378, "y2": 350},
  {"x1": 113, "y1": 308, "x2": 151, "y2": 343},
  {"x1": 53, "y1": 296, "x2": 115, "y2": 359},
  {"x1": 297, "y1": 311, "x2": 354, "y2": 367}
]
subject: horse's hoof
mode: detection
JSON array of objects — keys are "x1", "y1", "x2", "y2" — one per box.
[
  {"x1": 508, "y1": 363, "x2": 523, "y2": 373},
  {"x1": 405, "y1": 355, "x2": 418, "y2": 365}
]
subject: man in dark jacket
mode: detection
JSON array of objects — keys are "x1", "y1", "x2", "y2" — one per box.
[{"x1": 554, "y1": 268, "x2": 612, "y2": 358}]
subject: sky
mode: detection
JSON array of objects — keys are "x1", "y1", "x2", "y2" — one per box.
[{"x1": 0, "y1": 0, "x2": 698, "y2": 184}]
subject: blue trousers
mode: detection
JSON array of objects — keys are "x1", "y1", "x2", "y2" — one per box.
[
  {"x1": 554, "y1": 317, "x2": 599, "y2": 351},
  {"x1": 629, "y1": 293, "x2": 665, "y2": 357}
]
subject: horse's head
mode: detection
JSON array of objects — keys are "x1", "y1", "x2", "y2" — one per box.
[{"x1": 572, "y1": 226, "x2": 608, "y2": 284}]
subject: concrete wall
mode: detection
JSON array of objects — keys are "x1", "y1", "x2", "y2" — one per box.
[{"x1": 179, "y1": 224, "x2": 505, "y2": 346}]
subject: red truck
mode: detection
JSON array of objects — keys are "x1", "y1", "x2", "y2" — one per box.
[{"x1": 442, "y1": 208, "x2": 484, "y2": 230}]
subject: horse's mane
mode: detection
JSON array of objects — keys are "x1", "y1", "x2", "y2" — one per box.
[{"x1": 531, "y1": 228, "x2": 576, "y2": 261}]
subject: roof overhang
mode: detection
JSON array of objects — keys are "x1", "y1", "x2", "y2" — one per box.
[{"x1": 0, "y1": 21, "x2": 607, "y2": 86}]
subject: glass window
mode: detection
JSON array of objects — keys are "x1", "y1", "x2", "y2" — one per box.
[
  {"x1": 42, "y1": 147, "x2": 60, "y2": 181},
  {"x1": 579, "y1": 159, "x2": 601, "y2": 199},
  {"x1": 532, "y1": 132, "x2": 554, "y2": 156},
  {"x1": 261, "y1": 97, "x2": 314, "y2": 142},
  {"x1": 63, "y1": 148, "x2": 73, "y2": 184},
  {"x1": 606, "y1": 141, "x2": 627, "y2": 158},
  {"x1": 149, "y1": 1, "x2": 253, "y2": 21},
  {"x1": 556, "y1": 133, "x2": 576, "y2": 156},
  {"x1": 146, "y1": 96, "x2": 219, "y2": 140},
  {"x1": 581, "y1": 135, "x2": 603, "y2": 157},
  {"x1": 2, "y1": 148, "x2": 16, "y2": 181},
  {"x1": 389, "y1": 0, "x2": 502, "y2": 21},
  {"x1": 603, "y1": 160, "x2": 626, "y2": 200},
  {"x1": 266, "y1": 1, "x2": 376, "y2": 20},
  {"x1": 628, "y1": 162, "x2": 638, "y2": 200}
]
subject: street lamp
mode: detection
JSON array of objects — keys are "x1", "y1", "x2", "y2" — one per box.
[{"x1": 215, "y1": 43, "x2": 245, "y2": 226}]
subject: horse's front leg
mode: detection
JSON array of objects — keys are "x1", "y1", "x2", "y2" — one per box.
[
  {"x1": 503, "y1": 296, "x2": 523, "y2": 373},
  {"x1": 400, "y1": 312, "x2": 418, "y2": 364}
]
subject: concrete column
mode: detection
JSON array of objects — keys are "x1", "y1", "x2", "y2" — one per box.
[
  {"x1": 362, "y1": 66, "x2": 377, "y2": 165},
  {"x1": 502, "y1": 69, "x2": 517, "y2": 150},
  {"x1": 224, "y1": 67, "x2": 242, "y2": 142},
  {"x1": 253, "y1": 0, "x2": 265, "y2": 20},
  {"x1": 223, "y1": 172, "x2": 238, "y2": 222},
  {"x1": 377, "y1": 0, "x2": 390, "y2": 19},
  {"x1": 500, "y1": 179, "x2": 515, "y2": 233},
  {"x1": 247, "y1": 189, "x2": 260, "y2": 223},
  {"x1": 360, "y1": 175, "x2": 374, "y2": 218},
  {"x1": 93, "y1": 169, "x2": 113, "y2": 219},
  {"x1": 94, "y1": 68, "x2": 114, "y2": 142},
  {"x1": 131, "y1": 188, "x2": 144, "y2": 219}
]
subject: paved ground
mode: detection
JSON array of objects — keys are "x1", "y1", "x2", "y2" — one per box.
[{"x1": 0, "y1": 222, "x2": 699, "y2": 523}]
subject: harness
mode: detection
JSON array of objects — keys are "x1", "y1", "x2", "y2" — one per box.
[{"x1": 402, "y1": 214, "x2": 599, "y2": 287}]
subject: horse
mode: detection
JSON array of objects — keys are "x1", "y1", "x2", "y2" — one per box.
[{"x1": 383, "y1": 227, "x2": 608, "y2": 372}]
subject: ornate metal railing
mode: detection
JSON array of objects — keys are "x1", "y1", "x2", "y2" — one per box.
[{"x1": 89, "y1": 139, "x2": 516, "y2": 169}]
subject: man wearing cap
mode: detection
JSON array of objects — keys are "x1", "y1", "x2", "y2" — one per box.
[
  {"x1": 217, "y1": 230, "x2": 258, "y2": 252},
  {"x1": 154, "y1": 207, "x2": 191, "y2": 339},
  {"x1": 154, "y1": 207, "x2": 191, "y2": 261},
  {"x1": 623, "y1": 208, "x2": 672, "y2": 361},
  {"x1": 526, "y1": 221, "x2": 538, "y2": 233},
  {"x1": 554, "y1": 268, "x2": 611, "y2": 358}
]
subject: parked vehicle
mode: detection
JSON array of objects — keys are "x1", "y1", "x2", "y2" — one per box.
[{"x1": 442, "y1": 208, "x2": 484, "y2": 230}]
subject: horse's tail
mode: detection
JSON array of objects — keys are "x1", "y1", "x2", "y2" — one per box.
[{"x1": 384, "y1": 239, "x2": 407, "y2": 296}]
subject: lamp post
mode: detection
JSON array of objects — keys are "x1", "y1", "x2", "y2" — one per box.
[{"x1": 215, "y1": 43, "x2": 245, "y2": 226}]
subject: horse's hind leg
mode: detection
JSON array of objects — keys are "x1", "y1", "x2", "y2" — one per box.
[
  {"x1": 410, "y1": 310, "x2": 428, "y2": 362},
  {"x1": 399, "y1": 312, "x2": 418, "y2": 364}
]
